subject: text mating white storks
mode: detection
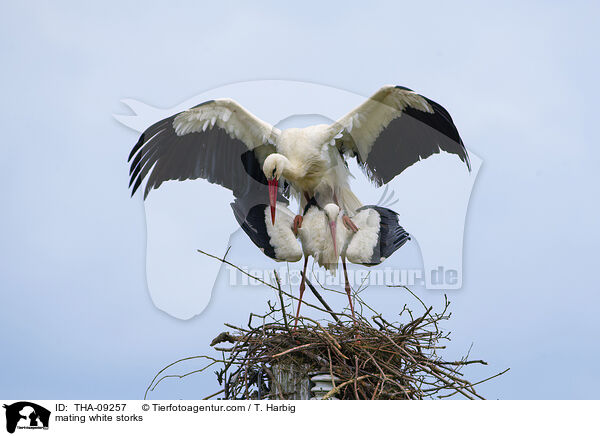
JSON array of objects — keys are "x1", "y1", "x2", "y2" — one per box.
[{"x1": 233, "y1": 197, "x2": 410, "y2": 328}]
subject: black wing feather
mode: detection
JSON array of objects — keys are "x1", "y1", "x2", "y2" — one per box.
[
  {"x1": 230, "y1": 179, "x2": 289, "y2": 260},
  {"x1": 356, "y1": 205, "x2": 411, "y2": 266},
  {"x1": 356, "y1": 87, "x2": 470, "y2": 186},
  {"x1": 231, "y1": 202, "x2": 277, "y2": 259},
  {"x1": 127, "y1": 105, "x2": 285, "y2": 203}
]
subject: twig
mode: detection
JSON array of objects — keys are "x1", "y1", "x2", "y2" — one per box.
[
  {"x1": 322, "y1": 375, "x2": 370, "y2": 400},
  {"x1": 271, "y1": 343, "x2": 317, "y2": 358},
  {"x1": 202, "y1": 389, "x2": 225, "y2": 400},
  {"x1": 274, "y1": 270, "x2": 291, "y2": 336},
  {"x1": 305, "y1": 278, "x2": 341, "y2": 323}
]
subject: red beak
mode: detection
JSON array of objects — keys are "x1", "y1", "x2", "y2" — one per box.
[
  {"x1": 268, "y1": 179, "x2": 278, "y2": 225},
  {"x1": 329, "y1": 220, "x2": 337, "y2": 257}
]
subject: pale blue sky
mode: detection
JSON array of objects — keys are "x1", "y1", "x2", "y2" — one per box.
[{"x1": 1, "y1": 1, "x2": 599, "y2": 399}]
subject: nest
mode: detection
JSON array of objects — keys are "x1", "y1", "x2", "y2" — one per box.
[{"x1": 145, "y1": 250, "x2": 508, "y2": 400}]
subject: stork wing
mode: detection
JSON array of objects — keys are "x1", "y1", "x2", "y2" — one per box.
[
  {"x1": 231, "y1": 200, "x2": 301, "y2": 262},
  {"x1": 128, "y1": 98, "x2": 282, "y2": 199},
  {"x1": 328, "y1": 85, "x2": 470, "y2": 186}
]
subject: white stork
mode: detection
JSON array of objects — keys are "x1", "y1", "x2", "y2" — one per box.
[
  {"x1": 128, "y1": 85, "x2": 470, "y2": 221},
  {"x1": 128, "y1": 85, "x2": 469, "y2": 294},
  {"x1": 233, "y1": 196, "x2": 410, "y2": 328}
]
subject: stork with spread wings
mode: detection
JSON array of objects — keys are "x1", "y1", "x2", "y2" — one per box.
[
  {"x1": 128, "y1": 85, "x2": 470, "y2": 318},
  {"x1": 129, "y1": 84, "x2": 469, "y2": 224}
]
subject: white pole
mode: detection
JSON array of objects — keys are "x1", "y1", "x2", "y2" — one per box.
[{"x1": 310, "y1": 373, "x2": 342, "y2": 400}]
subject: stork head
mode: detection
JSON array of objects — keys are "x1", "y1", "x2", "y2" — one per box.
[
  {"x1": 263, "y1": 154, "x2": 288, "y2": 225},
  {"x1": 324, "y1": 203, "x2": 340, "y2": 257}
]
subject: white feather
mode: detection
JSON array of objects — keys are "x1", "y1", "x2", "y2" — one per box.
[
  {"x1": 298, "y1": 206, "x2": 339, "y2": 274},
  {"x1": 264, "y1": 203, "x2": 302, "y2": 262},
  {"x1": 298, "y1": 205, "x2": 384, "y2": 272},
  {"x1": 326, "y1": 85, "x2": 433, "y2": 161},
  {"x1": 173, "y1": 99, "x2": 278, "y2": 150},
  {"x1": 345, "y1": 209, "x2": 380, "y2": 264}
]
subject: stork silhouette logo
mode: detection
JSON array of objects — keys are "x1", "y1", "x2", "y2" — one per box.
[
  {"x1": 115, "y1": 80, "x2": 481, "y2": 320},
  {"x1": 3, "y1": 402, "x2": 50, "y2": 433}
]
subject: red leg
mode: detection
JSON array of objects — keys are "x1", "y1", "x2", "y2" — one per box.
[
  {"x1": 294, "y1": 257, "x2": 309, "y2": 332},
  {"x1": 343, "y1": 215, "x2": 359, "y2": 232},
  {"x1": 342, "y1": 257, "x2": 357, "y2": 325}
]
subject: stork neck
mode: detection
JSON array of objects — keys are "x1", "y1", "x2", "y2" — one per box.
[{"x1": 280, "y1": 157, "x2": 304, "y2": 181}]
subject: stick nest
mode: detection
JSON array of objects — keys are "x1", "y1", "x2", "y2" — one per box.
[
  {"x1": 210, "y1": 291, "x2": 503, "y2": 400},
  {"x1": 146, "y1": 251, "x2": 508, "y2": 400}
]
